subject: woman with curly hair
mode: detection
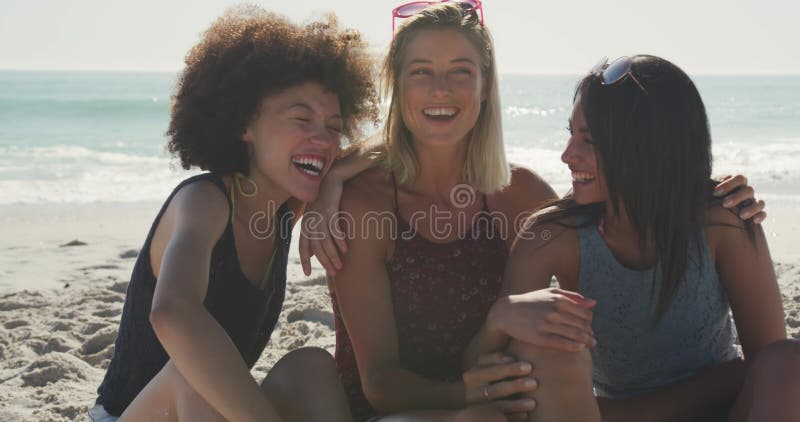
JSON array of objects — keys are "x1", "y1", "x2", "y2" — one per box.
[{"x1": 88, "y1": 5, "x2": 378, "y2": 422}]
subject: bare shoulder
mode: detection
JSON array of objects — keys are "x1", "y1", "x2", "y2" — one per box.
[
  {"x1": 504, "y1": 210, "x2": 582, "y2": 292},
  {"x1": 705, "y1": 203, "x2": 747, "y2": 230},
  {"x1": 514, "y1": 211, "x2": 579, "y2": 258},
  {"x1": 341, "y1": 167, "x2": 395, "y2": 217},
  {"x1": 489, "y1": 164, "x2": 558, "y2": 216},
  {"x1": 170, "y1": 180, "x2": 230, "y2": 232},
  {"x1": 507, "y1": 164, "x2": 557, "y2": 200},
  {"x1": 705, "y1": 203, "x2": 764, "y2": 261},
  {"x1": 705, "y1": 203, "x2": 749, "y2": 246},
  {"x1": 150, "y1": 179, "x2": 230, "y2": 277}
]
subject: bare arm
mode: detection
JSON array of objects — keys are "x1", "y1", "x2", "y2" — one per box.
[
  {"x1": 597, "y1": 205, "x2": 783, "y2": 422},
  {"x1": 299, "y1": 142, "x2": 383, "y2": 276},
  {"x1": 712, "y1": 207, "x2": 785, "y2": 357},
  {"x1": 332, "y1": 182, "x2": 466, "y2": 412},
  {"x1": 149, "y1": 182, "x2": 282, "y2": 421},
  {"x1": 464, "y1": 222, "x2": 595, "y2": 368}
]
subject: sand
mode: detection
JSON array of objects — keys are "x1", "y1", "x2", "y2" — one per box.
[{"x1": 0, "y1": 202, "x2": 798, "y2": 421}]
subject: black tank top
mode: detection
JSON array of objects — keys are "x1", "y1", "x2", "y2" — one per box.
[{"x1": 96, "y1": 172, "x2": 293, "y2": 416}]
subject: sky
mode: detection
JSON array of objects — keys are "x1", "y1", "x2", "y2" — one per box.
[{"x1": 1, "y1": 0, "x2": 798, "y2": 74}]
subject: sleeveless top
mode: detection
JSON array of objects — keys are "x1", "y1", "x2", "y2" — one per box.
[
  {"x1": 331, "y1": 174, "x2": 509, "y2": 421},
  {"x1": 96, "y1": 173, "x2": 293, "y2": 416},
  {"x1": 577, "y1": 221, "x2": 739, "y2": 398}
]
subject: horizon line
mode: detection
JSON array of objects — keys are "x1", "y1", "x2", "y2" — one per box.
[{"x1": 1, "y1": 68, "x2": 800, "y2": 77}]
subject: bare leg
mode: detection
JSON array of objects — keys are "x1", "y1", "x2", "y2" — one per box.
[
  {"x1": 729, "y1": 339, "x2": 800, "y2": 422},
  {"x1": 119, "y1": 360, "x2": 225, "y2": 422},
  {"x1": 259, "y1": 347, "x2": 352, "y2": 422},
  {"x1": 506, "y1": 339, "x2": 600, "y2": 422},
  {"x1": 375, "y1": 405, "x2": 506, "y2": 422}
]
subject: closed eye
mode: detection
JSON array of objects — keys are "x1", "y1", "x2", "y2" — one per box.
[{"x1": 410, "y1": 68, "x2": 431, "y2": 76}]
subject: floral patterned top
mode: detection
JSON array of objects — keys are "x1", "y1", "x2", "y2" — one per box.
[{"x1": 330, "y1": 174, "x2": 509, "y2": 421}]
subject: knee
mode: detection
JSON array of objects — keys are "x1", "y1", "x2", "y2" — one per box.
[
  {"x1": 508, "y1": 339, "x2": 593, "y2": 381},
  {"x1": 752, "y1": 339, "x2": 800, "y2": 378},
  {"x1": 264, "y1": 347, "x2": 337, "y2": 387},
  {"x1": 455, "y1": 405, "x2": 506, "y2": 422}
]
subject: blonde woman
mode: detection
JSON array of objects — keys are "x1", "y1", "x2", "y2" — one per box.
[{"x1": 299, "y1": 2, "x2": 765, "y2": 421}]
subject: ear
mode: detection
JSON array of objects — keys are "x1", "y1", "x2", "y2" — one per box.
[{"x1": 242, "y1": 124, "x2": 255, "y2": 144}]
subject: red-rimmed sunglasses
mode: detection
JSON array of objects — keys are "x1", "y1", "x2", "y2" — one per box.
[{"x1": 391, "y1": 0, "x2": 484, "y2": 37}]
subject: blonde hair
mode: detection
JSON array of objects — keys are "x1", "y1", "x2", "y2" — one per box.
[{"x1": 380, "y1": 3, "x2": 509, "y2": 193}]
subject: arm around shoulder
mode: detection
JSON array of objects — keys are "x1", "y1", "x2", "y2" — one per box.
[{"x1": 707, "y1": 204, "x2": 786, "y2": 359}]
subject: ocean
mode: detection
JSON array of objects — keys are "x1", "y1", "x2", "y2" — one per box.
[{"x1": 1, "y1": 71, "x2": 798, "y2": 204}]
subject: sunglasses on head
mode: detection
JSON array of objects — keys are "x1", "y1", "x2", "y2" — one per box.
[
  {"x1": 391, "y1": 0, "x2": 484, "y2": 37},
  {"x1": 591, "y1": 56, "x2": 648, "y2": 94}
]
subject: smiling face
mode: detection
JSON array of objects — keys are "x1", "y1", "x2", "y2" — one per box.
[
  {"x1": 398, "y1": 28, "x2": 486, "y2": 148},
  {"x1": 561, "y1": 98, "x2": 609, "y2": 205},
  {"x1": 243, "y1": 81, "x2": 342, "y2": 203}
]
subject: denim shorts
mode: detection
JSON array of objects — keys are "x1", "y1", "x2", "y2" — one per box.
[{"x1": 87, "y1": 404, "x2": 118, "y2": 422}]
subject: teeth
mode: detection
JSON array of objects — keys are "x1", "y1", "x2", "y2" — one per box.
[
  {"x1": 292, "y1": 156, "x2": 325, "y2": 172},
  {"x1": 298, "y1": 167, "x2": 320, "y2": 176},
  {"x1": 571, "y1": 171, "x2": 595, "y2": 182},
  {"x1": 423, "y1": 107, "x2": 458, "y2": 117}
]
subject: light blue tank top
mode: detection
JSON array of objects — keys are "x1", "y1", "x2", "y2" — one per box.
[{"x1": 577, "y1": 222, "x2": 739, "y2": 398}]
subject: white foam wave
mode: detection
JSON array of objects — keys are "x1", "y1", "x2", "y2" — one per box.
[
  {"x1": 0, "y1": 145, "x2": 196, "y2": 204},
  {"x1": 0, "y1": 141, "x2": 797, "y2": 204}
]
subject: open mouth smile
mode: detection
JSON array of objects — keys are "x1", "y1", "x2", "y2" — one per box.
[
  {"x1": 422, "y1": 106, "x2": 460, "y2": 122},
  {"x1": 291, "y1": 155, "x2": 326, "y2": 177}
]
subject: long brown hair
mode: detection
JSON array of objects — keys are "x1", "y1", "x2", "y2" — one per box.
[{"x1": 533, "y1": 55, "x2": 751, "y2": 324}]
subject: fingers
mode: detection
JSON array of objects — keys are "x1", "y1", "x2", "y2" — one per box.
[
  {"x1": 713, "y1": 174, "x2": 747, "y2": 197},
  {"x1": 493, "y1": 398, "x2": 537, "y2": 414},
  {"x1": 554, "y1": 296, "x2": 594, "y2": 322},
  {"x1": 464, "y1": 361, "x2": 532, "y2": 386},
  {"x1": 739, "y1": 200, "x2": 766, "y2": 222},
  {"x1": 553, "y1": 289, "x2": 596, "y2": 308},
  {"x1": 504, "y1": 411, "x2": 531, "y2": 421},
  {"x1": 476, "y1": 352, "x2": 515, "y2": 367},
  {"x1": 486, "y1": 376, "x2": 538, "y2": 400},
  {"x1": 310, "y1": 240, "x2": 338, "y2": 276},
  {"x1": 330, "y1": 219, "x2": 349, "y2": 254},
  {"x1": 546, "y1": 310, "x2": 593, "y2": 336},
  {"x1": 536, "y1": 333, "x2": 588, "y2": 352},
  {"x1": 298, "y1": 235, "x2": 312, "y2": 276},
  {"x1": 320, "y1": 236, "x2": 343, "y2": 272},
  {"x1": 542, "y1": 321, "x2": 596, "y2": 347},
  {"x1": 721, "y1": 185, "x2": 754, "y2": 209},
  {"x1": 752, "y1": 211, "x2": 766, "y2": 225}
]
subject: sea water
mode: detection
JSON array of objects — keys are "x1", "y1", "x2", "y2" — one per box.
[{"x1": 1, "y1": 71, "x2": 798, "y2": 204}]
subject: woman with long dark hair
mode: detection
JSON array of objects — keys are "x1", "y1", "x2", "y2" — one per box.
[
  {"x1": 467, "y1": 55, "x2": 800, "y2": 421},
  {"x1": 302, "y1": 2, "x2": 767, "y2": 420}
]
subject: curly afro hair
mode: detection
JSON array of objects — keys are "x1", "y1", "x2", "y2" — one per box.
[{"x1": 167, "y1": 5, "x2": 379, "y2": 175}]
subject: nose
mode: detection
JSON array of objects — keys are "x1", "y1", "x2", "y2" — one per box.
[
  {"x1": 309, "y1": 124, "x2": 340, "y2": 149},
  {"x1": 431, "y1": 74, "x2": 451, "y2": 96},
  {"x1": 561, "y1": 137, "x2": 578, "y2": 165}
]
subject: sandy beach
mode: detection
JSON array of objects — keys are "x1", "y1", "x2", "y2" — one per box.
[{"x1": 0, "y1": 201, "x2": 798, "y2": 421}]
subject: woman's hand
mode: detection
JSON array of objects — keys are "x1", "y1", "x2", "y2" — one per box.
[
  {"x1": 299, "y1": 174, "x2": 347, "y2": 276},
  {"x1": 463, "y1": 352, "x2": 538, "y2": 419},
  {"x1": 713, "y1": 174, "x2": 766, "y2": 223},
  {"x1": 489, "y1": 288, "x2": 597, "y2": 352}
]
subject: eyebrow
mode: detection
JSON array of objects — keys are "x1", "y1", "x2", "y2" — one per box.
[
  {"x1": 406, "y1": 57, "x2": 478, "y2": 66},
  {"x1": 287, "y1": 102, "x2": 342, "y2": 119},
  {"x1": 568, "y1": 119, "x2": 590, "y2": 133}
]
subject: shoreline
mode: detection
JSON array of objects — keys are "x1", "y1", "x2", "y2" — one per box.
[{"x1": 0, "y1": 200, "x2": 798, "y2": 421}]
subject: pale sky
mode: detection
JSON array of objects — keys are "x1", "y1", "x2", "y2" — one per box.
[{"x1": 1, "y1": 0, "x2": 798, "y2": 74}]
